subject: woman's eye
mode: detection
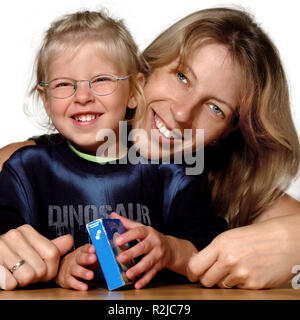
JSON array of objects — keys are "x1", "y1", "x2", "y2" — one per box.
[
  {"x1": 208, "y1": 103, "x2": 225, "y2": 118},
  {"x1": 176, "y1": 72, "x2": 188, "y2": 84}
]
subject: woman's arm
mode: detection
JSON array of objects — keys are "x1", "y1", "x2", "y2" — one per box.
[
  {"x1": 186, "y1": 198, "x2": 300, "y2": 289},
  {"x1": 0, "y1": 140, "x2": 36, "y2": 171},
  {"x1": 253, "y1": 194, "x2": 300, "y2": 223},
  {"x1": 0, "y1": 134, "x2": 63, "y2": 171}
]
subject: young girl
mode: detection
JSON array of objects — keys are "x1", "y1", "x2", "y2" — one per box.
[{"x1": 0, "y1": 10, "x2": 226, "y2": 290}]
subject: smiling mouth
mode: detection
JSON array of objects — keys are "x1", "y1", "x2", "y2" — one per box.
[
  {"x1": 153, "y1": 112, "x2": 183, "y2": 140},
  {"x1": 71, "y1": 113, "x2": 101, "y2": 122}
]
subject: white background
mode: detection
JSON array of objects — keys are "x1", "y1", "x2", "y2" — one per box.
[{"x1": 0, "y1": 0, "x2": 299, "y2": 198}]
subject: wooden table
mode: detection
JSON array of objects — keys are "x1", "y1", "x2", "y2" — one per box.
[
  {"x1": 1, "y1": 282, "x2": 299, "y2": 300},
  {"x1": 1, "y1": 283, "x2": 299, "y2": 319}
]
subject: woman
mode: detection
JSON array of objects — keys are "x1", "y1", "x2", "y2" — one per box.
[
  {"x1": 131, "y1": 7, "x2": 300, "y2": 289},
  {"x1": 1, "y1": 7, "x2": 300, "y2": 290}
]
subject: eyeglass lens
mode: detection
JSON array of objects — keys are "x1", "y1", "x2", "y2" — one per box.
[{"x1": 48, "y1": 75, "x2": 117, "y2": 98}]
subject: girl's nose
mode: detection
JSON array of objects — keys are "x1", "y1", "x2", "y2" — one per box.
[{"x1": 73, "y1": 81, "x2": 95, "y2": 104}]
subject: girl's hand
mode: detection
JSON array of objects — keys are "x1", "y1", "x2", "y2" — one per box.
[
  {"x1": 110, "y1": 212, "x2": 173, "y2": 289},
  {"x1": 186, "y1": 214, "x2": 300, "y2": 289},
  {"x1": 55, "y1": 244, "x2": 98, "y2": 291}
]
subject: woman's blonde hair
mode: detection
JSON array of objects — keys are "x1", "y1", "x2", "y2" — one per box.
[
  {"x1": 143, "y1": 7, "x2": 300, "y2": 227},
  {"x1": 28, "y1": 10, "x2": 147, "y2": 129}
]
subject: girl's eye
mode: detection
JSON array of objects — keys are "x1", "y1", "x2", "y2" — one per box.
[
  {"x1": 208, "y1": 103, "x2": 225, "y2": 118},
  {"x1": 93, "y1": 76, "x2": 112, "y2": 83},
  {"x1": 51, "y1": 80, "x2": 74, "y2": 89},
  {"x1": 176, "y1": 72, "x2": 188, "y2": 84},
  {"x1": 57, "y1": 82, "x2": 72, "y2": 87}
]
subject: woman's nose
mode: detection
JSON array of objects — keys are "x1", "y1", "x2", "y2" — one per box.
[
  {"x1": 73, "y1": 81, "x2": 95, "y2": 104},
  {"x1": 170, "y1": 98, "x2": 199, "y2": 125}
]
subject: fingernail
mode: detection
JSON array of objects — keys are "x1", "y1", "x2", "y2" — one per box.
[
  {"x1": 126, "y1": 270, "x2": 134, "y2": 279},
  {"x1": 115, "y1": 237, "x2": 122, "y2": 245},
  {"x1": 117, "y1": 254, "x2": 124, "y2": 263},
  {"x1": 79, "y1": 283, "x2": 88, "y2": 291},
  {"x1": 135, "y1": 282, "x2": 142, "y2": 289}
]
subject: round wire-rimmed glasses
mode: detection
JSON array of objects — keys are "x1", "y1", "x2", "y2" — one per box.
[{"x1": 39, "y1": 74, "x2": 131, "y2": 99}]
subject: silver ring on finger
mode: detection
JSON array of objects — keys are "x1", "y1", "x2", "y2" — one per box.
[
  {"x1": 10, "y1": 259, "x2": 25, "y2": 273},
  {"x1": 222, "y1": 280, "x2": 233, "y2": 289}
]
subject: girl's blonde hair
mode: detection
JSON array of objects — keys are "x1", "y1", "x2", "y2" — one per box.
[
  {"x1": 143, "y1": 7, "x2": 300, "y2": 227},
  {"x1": 28, "y1": 10, "x2": 147, "y2": 128}
]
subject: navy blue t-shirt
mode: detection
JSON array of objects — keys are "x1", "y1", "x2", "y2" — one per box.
[{"x1": 0, "y1": 139, "x2": 227, "y2": 250}]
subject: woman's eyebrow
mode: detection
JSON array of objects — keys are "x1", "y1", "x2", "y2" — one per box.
[{"x1": 185, "y1": 65, "x2": 197, "y2": 80}]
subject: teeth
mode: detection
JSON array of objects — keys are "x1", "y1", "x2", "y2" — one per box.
[
  {"x1": 154, "y1": 114, "x2": 180, "y2": 139},
  {"x1": 160, "y1": 126, "x2": 172, "y2": 138},
  {"x1": 74, "y1": 114, "x2": 97, "y2": 122}
]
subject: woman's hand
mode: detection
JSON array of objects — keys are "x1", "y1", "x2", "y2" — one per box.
[
  {"x1": 0, "y1": 224, "x2": 74, "y2": 290},
  {"x1": 186, "y1": 214, "x2": 300, "y2": 289},
  {"x1": 55, "y1": 244, "x2": 97, "y2": 291}
]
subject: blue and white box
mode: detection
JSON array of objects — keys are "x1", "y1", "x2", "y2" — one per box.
[{"x1": 86, "y1": 218, "x2": 136, "y2": 290}]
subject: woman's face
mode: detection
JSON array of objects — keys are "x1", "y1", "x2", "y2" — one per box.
[{"x1": 132, "y1": 43, "x2": 241, "y2": 159}]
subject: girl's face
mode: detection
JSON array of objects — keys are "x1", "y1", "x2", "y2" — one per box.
[
  {"x1": 40, "y1": 43, "x2": 135, "y2": 154},
  {"x1": 133, "y1": 43, "x2": 241, "y2": 159}
]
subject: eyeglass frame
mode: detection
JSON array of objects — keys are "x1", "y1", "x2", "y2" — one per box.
[{"x1": 39, "y1": 73, "x2": 132, "y2": 99}]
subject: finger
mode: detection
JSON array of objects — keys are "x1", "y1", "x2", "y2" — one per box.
[
  {"x1": 186, "y1": 244, "x2": 219, "y2": 282},
  {"x1": 134, "y1": 266, "x2": 158, "y2": 289},
  {"x1": 1, "y1": 229, "x2": 47, "y2": 281},
  {"x1": 198, "y1": 260, "x2": 229, "y2": 287},
  {"x1": 0, "y1": 236, "x2": 38, "y2": 287},
  {"x1": 51, "y1": 234, "x2": 74, "y2": 256},
  {"x1": 217, "y1": 277, "x2": 235, "y2": 289},
  {"x1": 110, "y1": 211, "x2": 121, "y2": 219},
  {"x1": 115, "y1": 226, "x2": 148, "y2": 247},
  {"x1": 86, "y1": 245, "x2": 96, "y2": 254},
  {"x1": 76, "y1": 251, "x2": 98, "y2": 267},
  {"x1": 77, "y1": 244, "x2": 95, "y2": 254},
  {"x1": 110, "y1": 212, "x2": 142, "y2": 230},
  {"x1": 60, "y1": 275, "x2": 89, "y2": 291},
  {"x1": 125, "y1": 253, "x2": 156, "y2": 280},
  {"x1": 0, "y1": 265, "x2": 18, "y2": 291},
  {"x1": 18, "y1": 225, "x2": 74, "y2": 282},
  {"x1": 70, "y1": 264, "x2": 94, "y2": 281},
  {"x1": 117, "y1": 240, "x2": 148, "y2": 264},
  {"x1": 43, "y1": 234, "x2": 74, "y2": 281},
  {"x1": 218, "y1": 268, "x2": 251, "y2": 289}
]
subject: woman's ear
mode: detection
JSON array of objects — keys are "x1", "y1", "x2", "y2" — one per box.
[
  {"x1": 127, "y1": 73, "x2": 145, "y2": 109},
  {"x1": 37, "y1": 86, "x2": 51, "y2": 116}
]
